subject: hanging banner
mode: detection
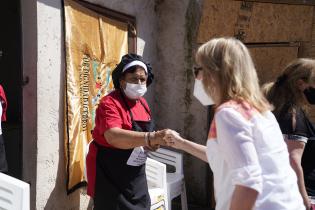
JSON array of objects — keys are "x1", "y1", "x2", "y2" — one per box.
[{"x1": 64, "y1": 0, "x2": 128, "y2": 193}]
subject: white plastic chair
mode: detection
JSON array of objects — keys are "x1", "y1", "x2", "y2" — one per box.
[
  {"x1": 146, "y1": 157, "x2": 168, "y2": 210},
  {"x1": 148, "y1": 148, "x2": 188, "y2": 210},
  {"x1": 0, "y1": 173, "x2": 30, "y2": 210}
]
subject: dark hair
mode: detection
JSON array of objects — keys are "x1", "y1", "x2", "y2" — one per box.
[
  {"x1": 263, "y1": 58, "x2": 315, "y2": 116},
  {"x1": 112, "y1": 53, "x2": 154, "y2": 89}
]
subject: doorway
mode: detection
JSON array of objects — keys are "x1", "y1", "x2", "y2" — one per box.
[{"x1": 0, "y1": 0, "x2": 22, "y2": 179}]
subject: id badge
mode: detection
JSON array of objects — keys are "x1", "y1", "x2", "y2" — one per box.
[{"x1": 127, "y1": 146, "x2": 148, "y2": 166}]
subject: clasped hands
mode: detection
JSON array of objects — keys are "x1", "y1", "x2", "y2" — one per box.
[{"x1": 145, "y1": 129, "x2": 184, "y2": 151}]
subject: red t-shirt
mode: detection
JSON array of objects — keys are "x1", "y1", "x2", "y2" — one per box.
[
  {"x1": 92, "y1": 89, "x2": 151, "y2": 148},
  {"x1": 87, "y1": 90, "x2": 151, "y2": 197}
]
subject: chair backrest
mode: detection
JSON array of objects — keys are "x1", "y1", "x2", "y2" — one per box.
[
  {"x1": 145, "y1": 158, "x2": 167, "y2": 189},
  {"x1": 148, "y1": 148, "x2": 183, "y2": 174},
  {"x1": 0, "y1": 173, "x2": 30, "y2": 210}
]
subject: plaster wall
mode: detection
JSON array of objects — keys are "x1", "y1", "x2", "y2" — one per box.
[
  {"x1": 36, "y1": 1, "x2": 87, "y2": 209},
  {"x1": 154, "y1": 0, "x2": 211, "y2": 206}
]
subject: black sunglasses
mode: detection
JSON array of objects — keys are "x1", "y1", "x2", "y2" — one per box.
[{"x1": 193, "y1": 66, "x2": 203, "y2": 78}]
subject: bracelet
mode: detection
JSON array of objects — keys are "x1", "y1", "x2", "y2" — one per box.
[
  {"x1": 147, "y1": 132, "x2": 152, "y2": 147},
  {"x1": 144, "y1": 132, "x2": 149, "y2": 146}
]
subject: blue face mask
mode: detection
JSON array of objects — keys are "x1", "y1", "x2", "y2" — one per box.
[{"x1": 304, "y1": 87, "x2": 315, "y2": 104}]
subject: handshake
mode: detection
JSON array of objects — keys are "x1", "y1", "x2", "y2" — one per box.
[{"x1": 145, "y1": 129, "x2": 185, "y2": 151}]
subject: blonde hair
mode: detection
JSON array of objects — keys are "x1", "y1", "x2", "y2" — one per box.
[
  {"x1": 195, "y1": 37, "x2": 270, "y2": 112},
  {"x1": 263, "y1": 58, "x2": 315, "y2": 116}
]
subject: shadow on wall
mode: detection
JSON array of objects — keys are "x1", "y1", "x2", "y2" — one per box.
[{"x1": 21, "y1": 0, "x2": 38, "y2": 209}]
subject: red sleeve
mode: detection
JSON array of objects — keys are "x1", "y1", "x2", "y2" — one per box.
[
  {"x1": 96, "y1": 97, "x2": 123, "y2": 135},
  {"x1": 0, "y1": 85, "x2": 7, "y2": 122}
]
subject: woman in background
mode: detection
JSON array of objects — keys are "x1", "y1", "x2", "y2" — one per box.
[{"x1": 263, "y1": 58, "x2": 315, "y2": 209}]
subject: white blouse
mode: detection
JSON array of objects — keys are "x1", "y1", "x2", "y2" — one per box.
[{"x1": 206, "y1": 100, "x2": 304, "y2": 210}]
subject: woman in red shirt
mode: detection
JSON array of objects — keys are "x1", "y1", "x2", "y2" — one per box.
[{"x1": 86, "y1": 53, "x2": 168, "y2": 210}]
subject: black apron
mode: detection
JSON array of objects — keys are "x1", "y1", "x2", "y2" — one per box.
[
  {"x1": 93, "y1": 92, "x2": 154, "y2": 210},
  {"x1": 302, "y1": 118, "x2": 315, "y2": 196},
  {"x1": 0, "y1": 134, "x2": 8, "y2": 173}
]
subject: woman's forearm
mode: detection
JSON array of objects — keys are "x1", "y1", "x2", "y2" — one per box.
[
  {"x1": 289, "y1": 157, "x2": 310, "y2": 209},
  {"x1": 230, "y1": 185, "x2": 258, "y2": 210},
  {"x1": 178, "y1": 139, "x2": 208, "y2": 162},
  {"x1": 285, "y1": 140, "x2": 310, "y2": 209},
  {"x1": 104, "y1": 128, "x2": 146, "y2": 149},
  {"x1": 104, "y1": 128, "x2": 165, "y2": 149},
  {"x1": 158, "y1": 131, "x2": 208, "y2": 162}
]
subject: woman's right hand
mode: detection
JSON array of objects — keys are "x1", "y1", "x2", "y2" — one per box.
[
  {"x1": 152, "y1": 129, "x2": 172, "y2": 146},
  {"x1": 151, "y1": 129, "x2": 179, "y2": 145},
  {"x1": 163, "y1": 130, "x2": 185, "y2": 149},
  {"x1": 150, "y1": 129, "x2": 185, "y2": 150}
]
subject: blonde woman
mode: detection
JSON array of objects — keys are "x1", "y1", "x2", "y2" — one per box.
[
  {"x1": 263, "y1": 59, "x2": 315, "y2": 210},
  {"x1": 165, "y1": 37, "x2": 305, "y2": 210}
]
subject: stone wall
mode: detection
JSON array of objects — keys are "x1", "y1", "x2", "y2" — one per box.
[{"x1": 154, "y1": 0, "x2": 211, "y2": 206}]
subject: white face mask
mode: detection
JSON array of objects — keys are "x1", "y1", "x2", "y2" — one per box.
[
  {"x1": 193, "y1": 79, "x2": 214, "y2": 106},
  {"x1": 124, "y1": 83, "x2": 147, "y2": 99}
]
